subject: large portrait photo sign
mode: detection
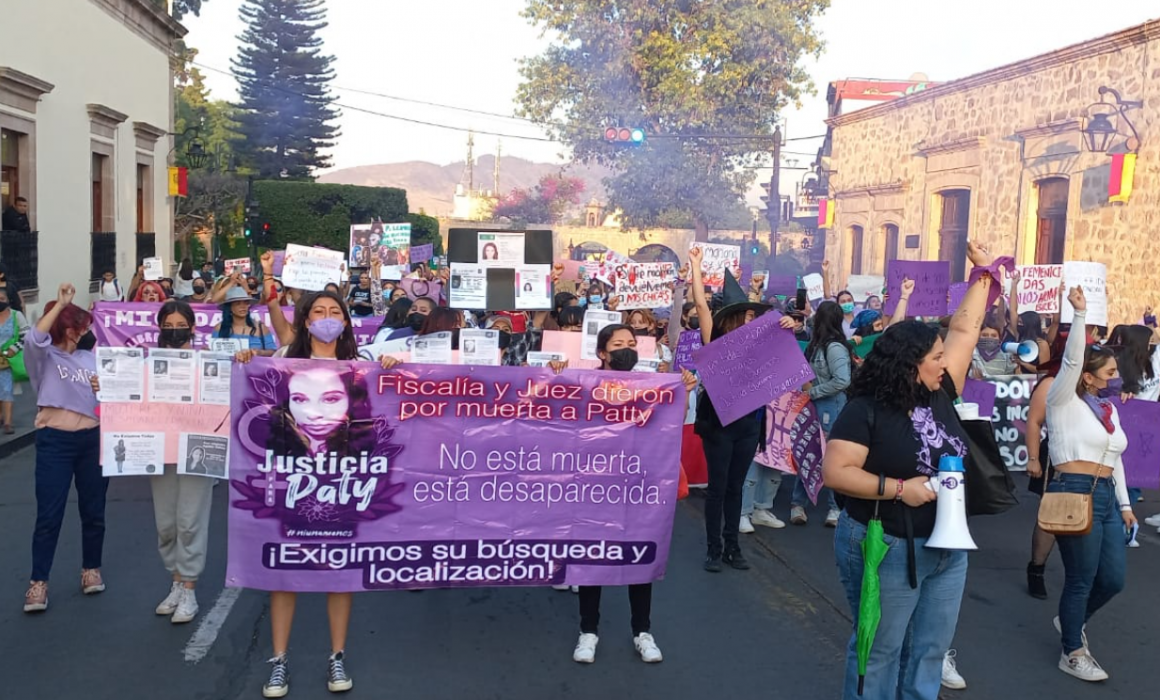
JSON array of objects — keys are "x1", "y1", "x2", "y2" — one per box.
[{"x1": 226, "y1": 359, "x2": 686, "y2": 592}]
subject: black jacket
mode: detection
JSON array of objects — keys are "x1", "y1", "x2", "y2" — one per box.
[{"x1": 1, "y1": 207, "x2": 30, "y2": 232}]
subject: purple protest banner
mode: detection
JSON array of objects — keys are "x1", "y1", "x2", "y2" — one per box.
[
  {"x1": 884, "y1": 260, "x2": 950, "y2": 317},
  {"x1": 692, "y1": 310, "x2": 815, "y2": 426},
  {"x1": 92, "y1": 302, "x2": 380, "y2": 349},
  {"x1": 226, "y1": 359, "x2": 686, "y2": 592},
  {"x1": 962, "y1": 378, "x2": 997, "y2": 420},
  {"x1": 673, "y1": 330, "x2": 702, "y2": 372},
  {"x1": 764, "y1": 275, "x2": 798, "y2": 299},
  {"x1": 947, "y1": 282, "x2": 969, "y2": 315},
  {"x1": 410, "y1": 244, "x2": 433, "y2": 264},
  {"x1": 790, "y1": 399, "x2": 826, "y2": 505},
  {"x1": 752, "y1": 391, "x2": 826, "y2": 503},
  {"x1": 1114, "y1": 398, "x2": 1160, "y2": 490}
]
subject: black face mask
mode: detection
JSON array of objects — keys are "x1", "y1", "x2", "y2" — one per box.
[
  {"x1": 685, "y1": 316, "x2": 700, "y2": 330},
  {"x1": 158, "y1": 328, "x2": 192, "y2": 348},
  {"x1": 605, "y1": 348, "x2": 638, "y2": 372},
  {"x1": 0, "y1": 302, "x2": 8, "y2": 313},
  {"x1": 407, "y1": 313, "x2": 425, "y2": 331},
  {"x1": 632, "y1": 327, "x2": 650, "y2": 337},
  {"x1": 76, "y1": 330, "x2": 97, "y2": 351},
  {"x1": 497, "y1": 330, "x2": 513, "y2": 350},
  {"x1": 192, "y1": 286, "x2": 206, "y2": 295}
]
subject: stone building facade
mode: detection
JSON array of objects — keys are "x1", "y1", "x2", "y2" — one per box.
[{"x1": 824, "y1": 20, "x2": 1160, "y2": 325}]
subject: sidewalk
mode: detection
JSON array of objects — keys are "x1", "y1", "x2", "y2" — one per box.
[{"x1": 0, "y1": 388, "x2": 37, "y2": 460}]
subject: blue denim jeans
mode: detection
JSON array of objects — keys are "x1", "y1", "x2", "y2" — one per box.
[
  {"x1": 1050, "y1": 473, "x2": 1127, "y2": 654},
  {"x1": 834, "y1": 511, "x2": 967, "y2": 700},
  {"x1": 741, "y1": 460, "x2": 783, "y2": 516},
  {"x1": 31, "y1": 427, "x2": 108, "y2": 581}
]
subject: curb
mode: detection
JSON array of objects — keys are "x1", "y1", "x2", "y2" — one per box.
[{"x1": 0, "y1": 429, "x2": 36, "y2": 461}]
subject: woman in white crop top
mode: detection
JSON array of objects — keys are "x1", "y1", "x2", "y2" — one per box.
[{"x1": 1044, "y1": 286, "x2": 1137, "y2": 683}]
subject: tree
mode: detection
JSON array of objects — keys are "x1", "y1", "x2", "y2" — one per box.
[
  {"x1": 493, "y1": 175, "x2": 586, "y2": 227},
  {"x1": 231, "y1": 0, "x2": 339, "y2": 179},
  {"x1": 153, "y1": 0, "x2": 206, "y2": 19},
  {"x1": 516, "y1": 0, "x2": 827, "y2": 241}
]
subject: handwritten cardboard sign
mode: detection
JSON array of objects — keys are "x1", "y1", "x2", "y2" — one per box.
[
  {"x1": 673, "y1": 330, "x2": 702, "y2": 372},
  {"x1": 410, "y1": 244, "x2": 433, "y2": 265},
  {"x1": 764, "y1": 275, "x2": 798, "y2": 299},
  {"x1": 846, "y1": 274, "x2": 885, "y2": 302},
  {"x1": 802, "y1": 273, "x2": 825, "y2": 304},
  {"x1": 282, "y1": 244, "x2": 345, "y2": 292},
  {"x1": 1060, "y1": 261, "x2": 1107, "y2": 326},
  {"x1": 697, "y1": 243, "x2": 740, "y2": 289},
  {"x1": 1015, "y1": 265, "x2": 1062, "y2": 314},
  {"x1": 613, "y1": 262, "x2": 676, "y2": 310},
  {"x1": 947, "y1": 282, "x2": 969, "y2": 314},
  {"x1": 692, "y1": 310, "x2": 815, "y2": 426},
  {"x1": 884, "y1": 260, "x2": 950, "y2": 317}
]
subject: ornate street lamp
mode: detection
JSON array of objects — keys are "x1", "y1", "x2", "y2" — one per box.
[
  {"x1": 1083, "y1": 86, "x2": 1142, "y2": 153},
  {"x1": 184, "y1": 132, "x2": 210, "y2": 169}
]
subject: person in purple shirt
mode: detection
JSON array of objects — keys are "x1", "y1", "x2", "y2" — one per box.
[{"x1": 22, "y1": 283, "x2": 107, "y2": 613}]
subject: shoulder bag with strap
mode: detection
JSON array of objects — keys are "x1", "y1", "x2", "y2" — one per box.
[
  {"x1": 941, "y1": 375, "x2": 1018, "y2": 516},
  {"x1": 1036, "y1": 478, "x2": 1096, "y2": 535}
]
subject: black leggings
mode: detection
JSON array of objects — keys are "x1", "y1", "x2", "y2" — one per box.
[
  {"x1": 578, "y1": 584, "x2": 652, "y2": 636},
  {"x1": 700, "y1": 423, "x2": 760, "y2": 555}
]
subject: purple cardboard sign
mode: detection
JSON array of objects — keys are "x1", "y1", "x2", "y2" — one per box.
[
  {"x1": 226, "y1": 359, "x2": 686, "y2": 591},
  {"x1": 410, "y1": 244, "x2": 433, "y2": 264},
  {"x1": 764, "y1": 275, "x2": 798, "y2": 299},
  {"x1": 691, "y1": 310, "x2": 815, "y2": 426},
  {"x1": 272, "y1": 251, "x2": 286, "y2": 277},
  {"x1": 947, "y1": 282, "x2": 969, "y2": 315},
  {"x1": 673, "y1": 330, "x2": 702, "y2": 372},
  {"x1": 962, "y1": 378, "x2": 997, "y2": 420},
  {"x1": 399, "y1": 277, "x2": 444, "y2": 303},
  {"x1": 739, "y1": 261, "x2": 753, "y2": 288},
  {"x1": 885, "y1": 260, "x2": 950, "y2": 317},
  {"x1": 1114, "y1": 398, "x2": 1160, "y2": 490}
]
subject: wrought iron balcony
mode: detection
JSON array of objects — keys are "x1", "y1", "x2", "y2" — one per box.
[
  {"x1": 90, "y1": 231, "x2": 117, "y2": 292},
  {"x1": 0, "y1": 229, "x2": 39, "y2": 292}
]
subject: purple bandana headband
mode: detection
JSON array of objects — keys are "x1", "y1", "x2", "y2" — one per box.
[{"x1": 967, "y1": 256, "x2": 1015, "y2": 310}]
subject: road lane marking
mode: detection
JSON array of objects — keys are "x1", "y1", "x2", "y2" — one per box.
[{"x1": 184, "y1": 586, "x2": 243, "y2": 663}]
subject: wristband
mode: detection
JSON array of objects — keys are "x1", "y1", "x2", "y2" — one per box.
[
  {"x1": 894, "y1": 478, "x2": 905, "y2": 501},
  {"x1": 877, "y1": 473, "x2": 886, "y2": 497},
  {"x1": 967, "y1": 256, "x2": 1015, "y2": 309}
]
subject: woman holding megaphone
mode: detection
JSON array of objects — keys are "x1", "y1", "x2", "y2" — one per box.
[{"x1": 822, "y1": 241, "x2": 996, "y2": 700}]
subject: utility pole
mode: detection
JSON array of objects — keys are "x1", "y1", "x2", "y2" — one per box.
[{"x1": 765, "y1": 124, "x2": 783, "y2": 272}]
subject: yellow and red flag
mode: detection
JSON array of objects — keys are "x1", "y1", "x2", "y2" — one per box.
[
  {"x1": 1108, "y1": 153, "x2": 1136, "y2": 203},
  {"x1": 168, "y1": 167, "x2": 188, "y2": 198},
  {"x1": 817, "y1": 198, "x2": 835, "y2": 229}
]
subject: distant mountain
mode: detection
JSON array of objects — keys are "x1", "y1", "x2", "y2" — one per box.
[{"x1": 318, "y1": 155, "x2": 611, "y2": 216}]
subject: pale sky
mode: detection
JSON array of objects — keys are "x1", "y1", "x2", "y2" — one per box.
[{"x1": 185, "y1": 0, "x2": 1159, "y2": 197}]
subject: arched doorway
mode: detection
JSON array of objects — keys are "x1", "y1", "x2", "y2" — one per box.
[
  {"x1": 849, "y1": 225, "x2": 864, "y2": 275},
  {"x1": 938, "y1": 190, "x2": 971, "y2": 282},
  {"x1": 631, "y1": 244, "x2": 680, "y2": 266}
]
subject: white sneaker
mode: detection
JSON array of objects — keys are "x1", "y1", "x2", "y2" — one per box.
[
  {"x1": 551, "y1": 584, "x2": 570, "y2": 591},
  {"x1": 1128, "y1": 539, "x2": 1140, "y2": 548},
  {"x1": 825, "y1": 508, "x2": 841, "y2": 528},
  {"x1": 573, "y1": 633, "x2": 598, "y2": 663},
  {"x1": 941, "y1": 649, "x2": 966, "y2": 689},
  {"x1": 1054, "y1": 616, "x2": 1089, "y2": 649},
  {"x1": 790, "y1": 505, "x2": 807, "y2": 525},
  {"x1": 155, "y1": 581, "x2": 183, "y2": 616},
  {"x1": 1059, "y1": 650, "x2": 1108, "y2": 682},
  {"x1": 171, "y1": 587, "x2": 198, "y2": 624},
  {"x1": 751, "y1": 509, "x2": 786, "y2": 529},
  {"x1": 739, "y1": 515, "x2": 755, "y2": 534},
  {"x1": 1144, "y1": 513, "x2": 1160, "y2": 527},
  {"x1": 633, "y1": 632, "x2": 663, "y2": 663}
]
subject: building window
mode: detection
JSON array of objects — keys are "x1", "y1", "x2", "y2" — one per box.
[
  {"x1": 136, "y1": 232, "x2": 156, "y2": 268},
  {"x1": 91, "y1": 148, "x2": 114, "y2": 233},
  {"x1": 90, "y1": 232, "x2": 117, "y2": 286},
  {"x1": 1035, "y1": 178, "x2": 1069, "y2": 265},
  {"x1": 849, "y1": 225, "x2": 864, "y2": 275},
  {"x1": 1, "y1": 128, "x2": 20, "y2": 210},
  {"x1": 938, "y1": 190, "x2": 971, "y2": 282},
  {"x1": 883, "y1": 224, "x2": 899, "y2": 268}
]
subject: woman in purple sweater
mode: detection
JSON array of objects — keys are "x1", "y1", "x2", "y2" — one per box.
[{"x1": 22, "y1": 283, "x2": 107, "y2": 613}]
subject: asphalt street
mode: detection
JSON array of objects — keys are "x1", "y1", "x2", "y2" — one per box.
[{"x1": 1, "y1": 442, "x2": 1157, "y2": 700}]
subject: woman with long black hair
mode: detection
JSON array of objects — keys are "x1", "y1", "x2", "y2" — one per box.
[
  {"x1": 236, "y1": 289, "x2": 399, "y2": 697},
  {"x1": 822, "y1": 242, "x2": 994, "y2": 699},
  {"x1": 1108, "y1": 324, "x2": 1158, "y2": 510},
  {"x1": 790, "y1": 301, "x2": 854, "y2": 527},
  {"x1": 688, "y1": 247, "x2": 774, "y2": 572},
  {"x1": 572, "y1": 323, "x2": 696, "y2": 665}
]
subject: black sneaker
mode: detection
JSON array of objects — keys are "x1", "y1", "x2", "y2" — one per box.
[
  {"x1": 703, "y1": 554, "x2": 723, "y2": 573},
  {"x1": 723, "y1": 549, "x2": 751, "y2": 570},
  {"x1": 328, "y1": 651, "x2": 353, "y2": 693},
  {"x1": 262, "y1": 654, "x2": 289, "y2": 698}
]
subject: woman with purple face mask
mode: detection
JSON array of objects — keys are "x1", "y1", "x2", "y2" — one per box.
[{"x1": 235, "y1": 289, "x2": 401, "y2": 698}]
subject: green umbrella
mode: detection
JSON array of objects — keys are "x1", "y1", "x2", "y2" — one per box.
[{"x1": 856, "y1": 517, "x2": 888, "y2": 695}]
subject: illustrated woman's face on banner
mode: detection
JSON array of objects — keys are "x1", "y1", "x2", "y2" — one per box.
[{"x1": 288, "y1": 368, "x2": 350, "y2": 440}]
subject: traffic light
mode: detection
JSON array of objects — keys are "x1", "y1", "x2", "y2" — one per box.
[
  {"x1": 604, "y1": 126, "x2": 646, "y2": 145},
  {"x1": 750, "y1": 242, "x2": 760, "y2": 256},
  {"x1": 256, "y1": 222, "x2": 272, "y2": 247},
  {"x1": 243, "y1": 200, "x2": 260, "y2": 240}
]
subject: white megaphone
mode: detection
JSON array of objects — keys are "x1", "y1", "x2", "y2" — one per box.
[
  {"x1": 1001, "y1": 340, "x2": 1040, "y2": 364},
  {"x1": 925, "y1": 455, "x2": 978, "y2": 550}
]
